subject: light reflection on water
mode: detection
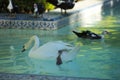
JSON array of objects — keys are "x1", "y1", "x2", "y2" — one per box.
[
  {"x1": 79, "y1": 2, "x2": 102, "y2": 27},
  {"x1": 0, "y1": 2, "x2": 120, "y2": 80}
]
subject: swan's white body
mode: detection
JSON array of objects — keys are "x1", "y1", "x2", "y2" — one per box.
[
  {"x1": 7, "y1": 0, "x2": 13, "y2": 12},
  {"x1": 23, "y1": 35, "x2": 80, "y2": 62}
]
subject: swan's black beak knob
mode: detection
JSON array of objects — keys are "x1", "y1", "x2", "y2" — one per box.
[
  {"x1": 21, "y1": 45, "x2": 26, "y2": 52},
  {"x1": 22, "y1": 48, "x2": 26, "y2": 52}
]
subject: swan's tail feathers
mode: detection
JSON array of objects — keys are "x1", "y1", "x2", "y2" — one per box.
[
  {"x1": 70, "y1": 45, "x2": 80, "y2": 56},
  {"x1": 65, "y1": 45, "x2": 80, "y2": 61}
]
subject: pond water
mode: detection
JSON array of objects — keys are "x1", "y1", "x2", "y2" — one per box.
[{"x1": 0, "y1": 2, "x2": 120, "y2": 80}]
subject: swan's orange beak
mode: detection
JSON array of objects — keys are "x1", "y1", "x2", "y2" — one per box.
[{"x1": 21, "y1": 45, "x2": 26, "y2": 52}]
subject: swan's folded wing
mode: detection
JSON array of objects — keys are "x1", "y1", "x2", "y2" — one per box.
[{"x1": 61, "y1": 45, "x2": 80, "y2": 62}]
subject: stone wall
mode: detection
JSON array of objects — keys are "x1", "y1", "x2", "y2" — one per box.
[
  {"x1": 0, "y1": 13, "x2": 80, "y2": 30},
  {"x1": 0, "y1": 20, "x2": 57, "y2": 30},
  {"x1": 0, "y1": 14, "x2": 70, "y2": 30}
]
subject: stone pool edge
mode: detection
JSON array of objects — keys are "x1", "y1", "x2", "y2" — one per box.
[{"x1": 0, "y1": 73, "x2": 109, "y2": 80}]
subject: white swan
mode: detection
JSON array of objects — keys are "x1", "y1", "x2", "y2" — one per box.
[{"x1": 22, "y1": 35, "x2": 80, "y2": 65}]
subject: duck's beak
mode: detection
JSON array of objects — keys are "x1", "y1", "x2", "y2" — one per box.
[
  {"x1": 21, "y1": 45, "x2": 26, "y2": 52},
  {"x1": 103, "y1": 30, "x2": 111, "y2": 35},
  {"x1": 106, "y1": 31, "x2": 111, "y2": 35}
]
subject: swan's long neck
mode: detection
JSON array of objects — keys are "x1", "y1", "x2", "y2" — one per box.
[{"x1": 29, "y1": 35, "x2": 40, "y2": 54}]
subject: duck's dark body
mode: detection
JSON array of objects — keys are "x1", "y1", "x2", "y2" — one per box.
[
  {"x1": 47, "y1": 0, "x2": 75, "y2": 13},
  {"x1": 72, "y1": 30, "x2": 102, "y2": 39},
  {"x1": 37, "y1": 3, "x2": 45, "y2": 14},
  {"x1": 47, "y1": 0, "x2": 75, "y2": 9}
]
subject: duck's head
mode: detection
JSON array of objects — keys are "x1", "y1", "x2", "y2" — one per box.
[{"x1": 101, "y1": 30, "x2": 110, "y2": 35}]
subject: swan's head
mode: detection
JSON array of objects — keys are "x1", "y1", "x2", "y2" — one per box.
[
  {"x1": 21, "y1": 42, "x2": 30, "y2": 52},
  {"x1": 21, "y1": 35, "x2": 39, "y2": 52},
  {"x1": 21, "y1": 36, "x2": 34, "y2": 52},
  {"x1": 22, "y1": 45, "x2": 26, "y2": 52}
]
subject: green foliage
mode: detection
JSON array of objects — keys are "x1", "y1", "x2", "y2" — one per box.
[
  {"x1": 38, "y1": 0, "x2": 55, "y2": 10},
  {"x1": 45, "y1": 2, "x2": 55, "y2": 10},
  {"x1": 0, "y1": 0, "x2": 55, "y2": 13}
]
